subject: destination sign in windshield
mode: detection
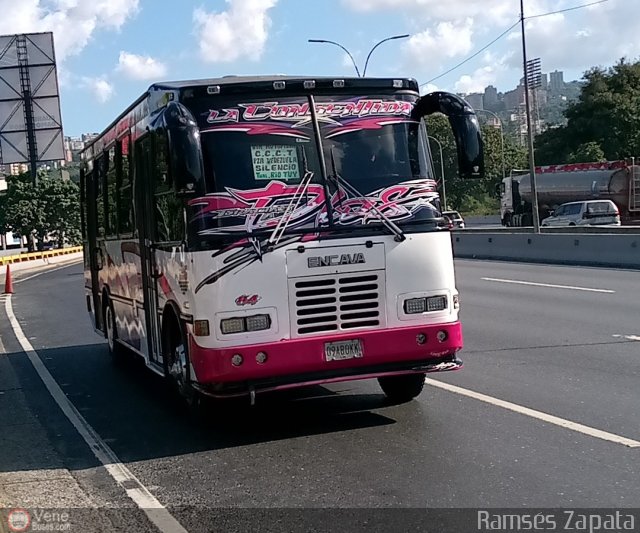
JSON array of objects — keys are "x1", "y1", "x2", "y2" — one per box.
[{"x1": 251, "y1": 145, "x2": 300, "y2": 181}]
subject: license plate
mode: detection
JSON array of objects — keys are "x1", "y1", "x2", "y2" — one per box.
[{"x1": 324, "y1": 339, "x2": 363, "y2": 362}]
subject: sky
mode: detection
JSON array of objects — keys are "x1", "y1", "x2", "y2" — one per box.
[{"x1": 1, "y1": 0, "x2": 638, "y2": 137}]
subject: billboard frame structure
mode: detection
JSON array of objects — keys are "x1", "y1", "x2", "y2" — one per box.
[{"x1": 0, "y1": 31, "x2": 64, "y2": 180}]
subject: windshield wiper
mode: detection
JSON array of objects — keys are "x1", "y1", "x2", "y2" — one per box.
[
  {"x1": 328, "y1": 148, "x2": 406, "y2": 242},
  {"x1": 266, "y1": 147, "x2": 315, "y2": 249}
]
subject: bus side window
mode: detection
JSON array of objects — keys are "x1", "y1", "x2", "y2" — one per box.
[
  {"x1": 96, "y1": 155, "x2": 106, "y2": 238},
  {"x1": 80, "y1": 168, "x2": 87, "y2": 241},
  {"x1": 117, "y1": 136, "x2": 134, "y2": 235},
  {"x1": 106, "y1": 146, "x2": 118, "y2": 238},
  {"x1": 154, "y1": 130, "x2": 184, "y2": 243}
]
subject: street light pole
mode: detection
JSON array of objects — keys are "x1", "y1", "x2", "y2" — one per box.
[
  {"x1": 307, "y1": 39, "x2": 361, "y2": 77},
  {"x1": 428, "y1": 136, "x2": 446, "y2": 211},
  {"x1": 476, "y1": 109, "x2": 506, "y2": 181},
  {"x1": 520, "y1": 0, "x2": 541, "y2": 233},
  {"x1": 308, "y1": 34, "x2": 410, "y2": 78},
  {"x1": 362, "y1": 34, "x2": 410, "y2": 77}
]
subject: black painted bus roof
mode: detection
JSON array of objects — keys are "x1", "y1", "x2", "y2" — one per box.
[{"x1": 152, "y1": 75, "x2": 417, "y2": 91}]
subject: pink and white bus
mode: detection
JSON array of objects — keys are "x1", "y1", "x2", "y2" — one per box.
[{"x1": 80, "y1": 76, "x2": 483, "y2": 406}]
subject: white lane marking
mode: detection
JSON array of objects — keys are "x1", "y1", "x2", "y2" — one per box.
[
  {"x1": 14, "y1": 259, "x2": 83, "y2": 285},
  {"x1": 425, "y1": 378, "x2": 640, "y2": 448},
  {"x1": 613, "y1": 334, "x2": 640, "y2": 342},
  {"x1": 4, "y1": 295, "x2": 189, "y2": 533},
  {"x1": 482, "y1": 277, "x2": 615, "y2": 294}
]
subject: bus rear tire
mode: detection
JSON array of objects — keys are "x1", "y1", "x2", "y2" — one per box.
[
  {"x1": 378, "y1": 373, "x2": 426, "y2": 404},
  {"x1": 104, "y1": 299, "x2": 126, "y2": 363}
]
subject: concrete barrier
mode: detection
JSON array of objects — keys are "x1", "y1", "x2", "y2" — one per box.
[
  {"x1": 463, "y1": 215, "x2": 501, "y2": 226},
  {"x1": 0, "y1": 246, "x2": 83, "y2": 266},
  {"x1": 452, "y1": 232, "x2": 640, "y2": 269}
]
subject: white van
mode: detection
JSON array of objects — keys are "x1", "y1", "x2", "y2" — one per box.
[{"x1": 541, "y1": 200, "x2": 621, "y2": 227}]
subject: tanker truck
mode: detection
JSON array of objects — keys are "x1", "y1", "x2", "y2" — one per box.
[{"x1": 500, "y1": 160, "x2": 640, "y2": 226}]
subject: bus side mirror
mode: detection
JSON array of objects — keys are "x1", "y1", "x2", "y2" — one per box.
[
  {"x1": 164, "y1": 102, "x2": 205, "y2": 197},
  {"x1": 413, "y1": 91, "x2": 484, "y2": 179}
]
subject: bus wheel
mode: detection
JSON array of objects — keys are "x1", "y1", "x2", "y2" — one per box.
[
  {"x1": 163, "y1": 319, "x2": 201, "y2": 411},
  {"x1": 378, "y1": 373, "x2": 426, "y2": 404},
  {"x1": 104, "y1": 300, "x2": 125, "y2": 363}
]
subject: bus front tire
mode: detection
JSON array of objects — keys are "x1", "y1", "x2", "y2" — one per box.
[
  {"x1": 378, "y1": 373, "x2": 426, "y2": 403},
  {"x1": 163, "y1": 316, "x2": 202, "y2": 413}
]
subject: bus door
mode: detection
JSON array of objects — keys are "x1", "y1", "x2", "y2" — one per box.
[
  {"x1": 82, "y1": 166, "x2": 104, "y2": 331},
  {"x1": 135, "y1": 135, "x2": 163, "y2": 365}
]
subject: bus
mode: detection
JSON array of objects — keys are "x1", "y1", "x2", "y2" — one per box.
[{"x1": 80, "y1": 76, "x2": 483, "y2": 407}]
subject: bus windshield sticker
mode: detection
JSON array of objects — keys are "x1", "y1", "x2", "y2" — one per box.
[
  {"x1": 251, "y1": 145, "x2": 300, "y2": 181},
  {"x1": 188, "y1": 179, "x2": 440, "y2": 236},
  {"x1": 201, "y1": 98, "x2": 417, "y2": 138}
]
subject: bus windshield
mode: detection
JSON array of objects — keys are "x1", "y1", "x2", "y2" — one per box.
[{"x1": 187, "y1": 93, "x2": 440, "y2": 238}]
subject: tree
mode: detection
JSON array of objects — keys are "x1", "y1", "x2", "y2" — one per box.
[
  {"x1": 3, "y1": 170, "x2": 81, "y2": 251},
  {"x1": 0, "y1": 193, "x2": 9, "y2": 249},
  {"x1": 40, "y1": 176, "x2": 81, "y2": 247},
  {"x1": 536, "y1": 58, "x2": 640, "y2": 164},
  {"x1": 426, "y1": 114, "x2": 527, "y2": 214},
  {"x1": 3, "y1": 173, "x2": 40, "y2": 251},
  {"x1": 567, "y1": 141, "x2": 606, "y2": 164}
]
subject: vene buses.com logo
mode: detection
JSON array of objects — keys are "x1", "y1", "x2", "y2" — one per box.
[{"x1": 7, "y1": 508, "x2": 31, "y2": 532}]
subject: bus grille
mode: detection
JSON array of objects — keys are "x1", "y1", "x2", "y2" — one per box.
[{"x1": 290, "y1": 272, "x2": 386, "y2": 336}]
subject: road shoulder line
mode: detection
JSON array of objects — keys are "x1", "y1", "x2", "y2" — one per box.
[
  {"x1": 4, "y1": 294, "x2": 188, "y2": 533},
  {"x1": 425, "y1": 378, "x2": 640, "y2": 448}
]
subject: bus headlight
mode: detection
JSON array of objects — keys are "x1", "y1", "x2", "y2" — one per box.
[
  {"x1": 427, "y1": 296, "x2": 447, "y2": 312},
  {"x1": 220, "y1": 314, "x2": 271, "y2": 334},
  {"x1": 245, "y1": 314, "x2": 271, "y2": 332},
  {"x1": 404, "y1": 298, "x2": 427, "y2": 314},
  {"x1": 403, "y1": 296, "x2": 448, "y2": 314},
  {"x1": 220, "y1": 317, "x2": 246, "y2": 335}
]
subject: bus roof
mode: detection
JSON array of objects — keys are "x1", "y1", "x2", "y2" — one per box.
[
  {"x1": 150, "y1": 75, "x2": 418, "y2": 91},
  {"x1": 82, "y1": 75, "x2": 419, "y2": 156}
]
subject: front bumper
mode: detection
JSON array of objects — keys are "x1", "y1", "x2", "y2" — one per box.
[{"x1": 189, "y1": 322, "x2": 463, "y2": 396}]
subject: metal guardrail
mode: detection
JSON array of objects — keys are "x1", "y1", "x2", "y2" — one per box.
[
  {"x1": 456, "y1": 226, "x2": 640, "y2": 234},
  {"x1": 452, "y1": 232, "x2": 640, "y2": 269},
  {"x1": 0, "y1": 246, "x2": 83, "y2": 266}
]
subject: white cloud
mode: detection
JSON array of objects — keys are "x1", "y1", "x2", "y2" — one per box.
[
  {"x1": 405, "y1": 18, "x2": 474, "y2": 65},
  {"x1": 507, "y1": 2, "x2": 640, "y2": 72},
  {"x1": 455, "y1": 66, "x2": 498, "y2": 94},
  {"x1": 454, "y1": 51, "x2": 507, "y2": 94},
  {"x1": 82, "y1": 77, "x2": 115, "y2": 103},
  {"x1": 193, "y1": 0, "x2": 279, "y2": 63},
  {"x1": 0, "y1": 0, "x2": 140, "y2": 61},
  {"x1": 342, "y1": 0, "x2": 515, "y2": 25},
  {"x1": 345, "y1": 0, "x2": 640, "y2": 95},
  {"x1": 420, "y1": 83, "x2": 439, "y2": 95},
  {"x1": 117, "y1": 51, "x2": 168, "y2": 80}
]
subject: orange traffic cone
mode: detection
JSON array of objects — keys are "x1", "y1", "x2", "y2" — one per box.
[{"x1": 4, "y1": 264, "x2": 13, "y2": 294}]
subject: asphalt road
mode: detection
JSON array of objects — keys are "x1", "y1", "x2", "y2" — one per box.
[{"x1": 1, "y1": 259, "x2": 639, "y2": 531}]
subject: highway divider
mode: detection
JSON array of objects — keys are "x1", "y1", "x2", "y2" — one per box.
[
  {"x1": 0, "y1": 246, "x2": 83, "y2": 267},
  {"x1": 452, "y1": 232, "x2": 640, "y2": 269}
]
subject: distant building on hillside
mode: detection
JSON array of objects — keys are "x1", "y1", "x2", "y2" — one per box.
[
  {"x1": 483, "y1": 85, "x2": 499, "y2": 110},
  {"x1": 503, "y1": 84, "x2": 525, "y2": 111},
  {"x1": 7, "y1": 163, "x2": 29, "y2": 176},
  {"x1": 540, "y1": 72, "x2": 549, "y2": 91},
  {"x1": 64, "y1": 133, "x2": 98, "y2": 163},
  {"x1": 549, "y1": 70, "x2": 564, "y2": 93},
  {"x1": 464, "y1": 93, "x2": 484, "y2": 110}
]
